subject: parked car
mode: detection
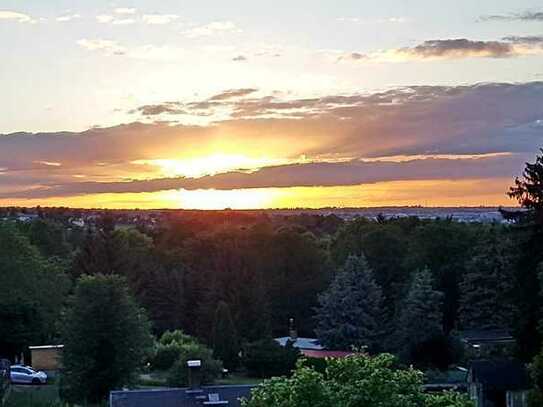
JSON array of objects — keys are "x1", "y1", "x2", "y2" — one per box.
[{"x1": 9, "y1": 365, "x2": 47, "y2": 385}]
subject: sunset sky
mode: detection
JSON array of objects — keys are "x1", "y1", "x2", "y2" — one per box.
[{"x1": 1, "y1": 0, "x2": 543, "y2": 209}]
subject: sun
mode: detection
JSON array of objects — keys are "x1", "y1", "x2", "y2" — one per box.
[{"x1": 133, "y1": 154, "x2": 286, "y2": 179}]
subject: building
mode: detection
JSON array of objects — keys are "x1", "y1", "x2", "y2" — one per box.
[
  {"x1": 460, "y1": 329, "x2": 516, "y2": 359},
  {"x1": 467, "y1": 360, "x2": 530, "y2": 407},
  {"x1": 28, "y1": 345, "x2": 63, "y2": 374}
]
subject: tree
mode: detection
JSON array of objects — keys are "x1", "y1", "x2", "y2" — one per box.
[
  {"x1": 509, "y1": 149, "x2": 543, "y2": 224},
  {"x1": 459, "y1": 228, "x2": 516, "y2": 330},
  {"x1": 61, "y1": 274, "x2": 153, "y2": 404},
  {"x1": 212, "y1": 301, "x2": 240, "y2": 370},
  {"x1": 0, "y1": 222, "x2": 70, "y2": 361},
  {"x1": 315, "y1": 255, "x2": 383, "y2": 351},
  {"x1": 166, "y1": 341, "x2": 223, "y2": 387},
  {"x1": 242, "y1": 338, "x2": 300, "y2": 378},
  {"x1": 507, "y1": 150, "x2": 543, "y2": 360},
  {"x1": 392, "y1": 268, "x2": 444, "y2": 365},
  {"x1": 242, "y1": 353, "x2": 473, "y2": 407}
]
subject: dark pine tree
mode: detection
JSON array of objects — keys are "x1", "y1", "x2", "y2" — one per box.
[{"x1": 315, "y1": 254, "x2": 383, "y2": 352}]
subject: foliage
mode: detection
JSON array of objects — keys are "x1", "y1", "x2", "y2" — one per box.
[
  {"x1": 166, "y1": 341, "x2": 223, "y2": 386},
  {"x1": 315, "y1": 255, "x2": 383, "y2": 351},
  {"x1": 212, "y1": 301, "x2": 240, "y2": 369},
  {"x1": 509, "y1": 149, "x2": 543, "y2": 223},
  {"x1": 60, "y1": 274, "x2": 153, "y2": 404},
  {"x1": 458, "y1": 228, "x2": 516, "y2": 330},
  {"x1": 242, "y1": 338, "x2": 300, "y2": 378},
  {"x1": 392, "y1": 269, "x2": 444, "y2": 366},
  {"x1": 151, "y1": 330, "x2": 198, "y2": 370},
  {"x1": 0, "y1": 221, "x2": 70, "y2": 361},
  {"x1": 242, "y1": 353, "x2": 473, "y2": 407}
]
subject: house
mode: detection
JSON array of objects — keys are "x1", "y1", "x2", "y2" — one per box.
[
  {"x1": 28, "y1": 345, "x2": 63, "y2": 375},
  {"x1": 274, "y1": 319, "x2": 354, "y2": 358},
  {"x1": 460, "y1": 329, "x2": 516, "y2": 359},
  {"x1": 467, "y1": 359, "x2": 530, "y2": 407}
]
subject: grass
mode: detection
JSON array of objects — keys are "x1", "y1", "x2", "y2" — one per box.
[
  {"x1": 215, "y1": 373, "x2": 263, "y2": 386},
  {"x1": 136, "y1": 370, "x2": 263, "y2": 388},
  {"x1": 6, "y1": 384, "x2": 63, "y2": 407}
]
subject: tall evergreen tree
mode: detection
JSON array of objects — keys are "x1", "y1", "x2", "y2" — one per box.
[
  {"x1": 459, "y1": 228, "x2": 516, "y2": 330},
  {"x1": 393, "y1": 268, "x2": 443, "y2": 362},
  {"x1": 212, "y1": 301, "x2": 240, "y2": 369},
  {"x1": 315, "y1": 254, "x2": 383, "y2": 351}
]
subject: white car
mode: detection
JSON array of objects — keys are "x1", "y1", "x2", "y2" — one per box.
[{"x1": 10, "y1": 365, "x2": 47, "y2": 385}]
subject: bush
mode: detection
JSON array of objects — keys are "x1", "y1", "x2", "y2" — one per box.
[
  {"x1": 151, "y1": 330, "x2": 198, "y2": 371},
  {"x1": 166, "y1": 342, "x2": 223, "y2": 387},
  {"x1": 242, "y1": 338, "x2": 300, "y2": 378}
]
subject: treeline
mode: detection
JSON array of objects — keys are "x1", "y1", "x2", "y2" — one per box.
[{"x1": 0, "y1": 206, "x2": 538, "y2": 363}]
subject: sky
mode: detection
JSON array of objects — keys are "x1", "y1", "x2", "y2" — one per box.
[{"x1": 1, "y1": 0, "x2": 543, "y2": 209}]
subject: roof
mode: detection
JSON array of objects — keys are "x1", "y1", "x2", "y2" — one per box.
[
  {"x1": 29, "y1": 345, "x2": 64, "y2": 350},
  {"x1": 275, "y1": 337, "x2": 324, "y2": 350},
  {"x1": 469, "y1": 360, "x2": 530, "y2": 391},
  {"x1": 460, "y1": 329, "x2": 514, "y2": 345},
  {"x1": 300, "y1": 350, "x2": 354, "y2": 358}
]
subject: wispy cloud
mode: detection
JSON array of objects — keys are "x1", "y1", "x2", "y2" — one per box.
[
  {"x1": 336, "y1": 16, "x2": 407, "y2": 24},
  {"x1": 481, "y1": 10, "x2": 543, "y2": 22},
  {"x1": 96, "y1": 14, "x2": 136, "y2": 25},
  {"x1": 184, "y1": 21, "x2": 242, "y2": 38},
  {"x1": 114, "y1": 8, "x2": 137, "y2": 15},
  {"x1": 142, "y1": 13, "x2": 179, "y2": 24},
  {"x1": 232, "y1": 55, "x2": 248, "y2": 62},
  {"x1": 338, "y1": 36, "x2": 543, "y2": 62},
  {"x1": 0, "y1": 10, "x2": 36, "y2": 24},
  {"x1": 77, "y1": 39, "x2": 126, "y2": 56},
  {"x1": 56, "y1": 13, "x2": 81, "y2": 22},
  {"x1": 209, "y1": 88, "x2": 258, "y2": 100}
]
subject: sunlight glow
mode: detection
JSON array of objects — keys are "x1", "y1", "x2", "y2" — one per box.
[{"x1": 132, "y1": 154, "x2": 289, "y2": 178}]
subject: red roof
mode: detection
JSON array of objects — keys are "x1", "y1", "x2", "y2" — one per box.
[{"x1": 301, "y1": 349, "x2": 354, "y2": 358}]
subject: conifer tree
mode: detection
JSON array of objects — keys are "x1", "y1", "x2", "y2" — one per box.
[
  {"x1": 393, "y1": 268, "x2": 443, "y2": 361},
  {"x1": 459, "y1": 229, "x2": 516, "y2": 330},
  {"x1": 315, "y1": 254, "x2": 383, "y2": 351},
  {"x1": 212, "y1": 301, "x2": 240, "y2": 369}
]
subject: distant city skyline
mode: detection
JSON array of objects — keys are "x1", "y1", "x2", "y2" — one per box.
[{"x1": 1, "y1": 1, "x2": 543, "y2": 208}]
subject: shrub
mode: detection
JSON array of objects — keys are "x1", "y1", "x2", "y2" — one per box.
[
  {"x1": 166, "y1": 342, "x2": 223, "y2": 387},
  {"x1": 151, "y1": 330, "x2": 198, "y2": 371},
  {"x1": 242, "y1": 338, "x2": 300, "y2": 378}
]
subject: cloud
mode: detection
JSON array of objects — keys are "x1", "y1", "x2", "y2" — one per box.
[
  {"x1": 209, "y1": 88, "x2": 258, "y2": 100},
  {"x1": 232, "y1": 55, "x2": 247, "y2": 62},
  {"x1": 184, "y1": 21, "x2": 242, "y2": 38},
  {"x1": 56, "y1": 13, "x2": 81, "y2": 22},
  {"x1": 337, "y1": 16, "x2": 407, "y2": 24},
  {"x1": 2, "y1": 82, "x2": 543, "y2": 199},
  {"x1": 96, "y1": 14, "x2": 114, "y2": 23},
  {"x1": 77, "y1": 39, "x2": 126, "y2": 55},
  {"x1": 142, "y1": 14, "x2": 179, "y2": 24},
  {"x1": 114, "y1": 8, "x2": 136, "y2": 15},
  {"x1": 0, "y1": 154, "x2": 527, "y2": 199},
  {"x1": 481, "y1": 10, "x2": 543, "y2": 22},
  {"x1": 339, "y1": 36, "x2": 543, "y2": 62},
  {"x1": 96, "y1": 14, "x2": 136, "y2": 25},
  {"x1": 130, "y1": 102, "x2": 186, "y2": 116},
  {"x1": 0, "y1": 10, "x2": 36, "y2": 24}
]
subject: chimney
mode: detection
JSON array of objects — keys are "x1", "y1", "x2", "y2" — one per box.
[{"x1": 289, "y1": 318, "x2": 298, "y2": 342}]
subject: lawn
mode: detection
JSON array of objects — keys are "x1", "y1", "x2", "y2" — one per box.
[
  {"x1": 6, "y1": 384, "x2": 61, "y2": 407},
  {"x1": 137, "y1": 371, "x2": 263, "y2": 388}
]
